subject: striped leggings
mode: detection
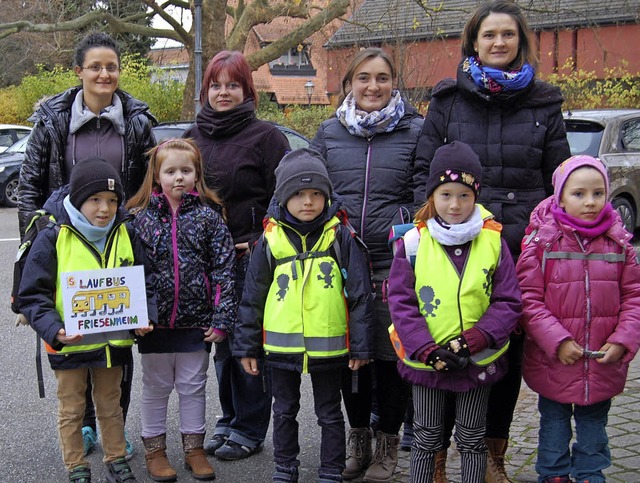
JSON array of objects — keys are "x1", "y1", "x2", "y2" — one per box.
[{"x1": 410, "y1": 384, "x2": 491, "y2": 483}]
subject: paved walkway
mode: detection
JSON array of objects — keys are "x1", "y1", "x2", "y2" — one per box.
[{"x1": 356, "y1": 357, "x2": 640, "y2": 482}]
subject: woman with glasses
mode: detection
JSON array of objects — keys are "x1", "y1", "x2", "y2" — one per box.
[{"x1": 18, "y1": 31, "x2": 157, "y2": 464}]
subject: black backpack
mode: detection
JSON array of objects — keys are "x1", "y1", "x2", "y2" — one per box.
[{"x1": 11, "y1": 209, "x2": 59, "y2": 314}]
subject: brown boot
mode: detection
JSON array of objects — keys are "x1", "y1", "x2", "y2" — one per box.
[
  {"x1": 142, "y1": 434, "x2": 177, "y2": 482},
  {"x1": 183, "y1": 433, "x2": 216, "y2": 481},
  {"x1": 343, "y1": 427, "x2": 372, "y2": 480},
  {"x1": 485, "y1": 438, "x2": 513, "y2": 483},
  {"x1": 433, "y1": 449, "x2": 448, "y2": 483},
  {"x1": 362, "y1": 431, "x2": 400, "y2": 483}
]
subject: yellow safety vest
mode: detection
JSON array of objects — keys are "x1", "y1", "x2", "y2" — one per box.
[
  {"x1": 49, "y1": 223, "x2": 136, "y2": 357},
  {"x1": 262, "y1": 217, "x2": 348, "y2": 364},
  {"x1": 390, "y1": 208, "x2": 509, "y2": 370}
]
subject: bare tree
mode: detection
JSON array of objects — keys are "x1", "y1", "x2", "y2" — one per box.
[{"x1": 0, "y1": 0, "x2": 351, "y2": 118}]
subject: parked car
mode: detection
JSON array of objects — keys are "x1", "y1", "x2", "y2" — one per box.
[
  {"x1": 563, "y1": 109, "x2": 640, "y2": 233},
  {"x1": 0, "y1": 124, "x2": 31, "y2": 154},
  {"x1": 153, "y1": 121, "x2": 311, "y2": 150},
  {"x1": 0, "y1": 134, "x2": 30, "y2": 207}
]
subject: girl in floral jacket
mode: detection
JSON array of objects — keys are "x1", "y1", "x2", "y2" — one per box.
[
  {"x1": 126, "y1": 138, "x2": 236, "y2": 481},
  {"x1": 516, "y1": 155, "x2": 640, "y2": 483}
]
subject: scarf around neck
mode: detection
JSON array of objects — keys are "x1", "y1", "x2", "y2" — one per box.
[
  {"x1": 464, "y1": 56, "x2": 535, "y2": 94},
  {"x1": 196, "y1": 97, "x2": 256, "y2": 138},
  {"x1": 63, "y1": 195, "x2": 115, "y2": 252},
  {"x1": 426, "y1": 205, "x2": 484, "y2": 246},
  {"x1": 336, "y1": 90, "x2": 405, "y2": 138},
  {"x1": 551, "y1": 201, "x2": 615, "y2": 239}
]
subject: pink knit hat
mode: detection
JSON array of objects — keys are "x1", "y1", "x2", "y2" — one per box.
[{"x1": 552, "y1": 155, "x2": 609, "y2": 205}]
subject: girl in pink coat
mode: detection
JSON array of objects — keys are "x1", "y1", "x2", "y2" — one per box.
[{"x1": 516, "y1": 155, "x2": 640, "y2": 483}]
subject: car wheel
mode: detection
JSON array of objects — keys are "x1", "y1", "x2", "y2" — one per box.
[
  {"x1": 2, "y1": 175, "x2": 19, "y2": 208},
  {"x1": 612, "y1": 197, "x2": 635, "y2": 234}
]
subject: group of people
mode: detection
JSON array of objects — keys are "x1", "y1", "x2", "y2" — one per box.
[{"x1": 14, "y1": 2, "x2": 640, "y2": 483}]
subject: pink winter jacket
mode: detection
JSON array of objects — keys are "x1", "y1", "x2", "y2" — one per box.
[{"x1": 516, "y1": 197, "x2": 640, "y2": 405}]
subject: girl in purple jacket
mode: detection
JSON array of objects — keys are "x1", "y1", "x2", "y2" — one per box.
[
  {"x1": 388, "y1": 142, "x2": 521, "y2": 483},
  {"x1": 517, "y1": 155, "x2": 640, "y2": 483}
]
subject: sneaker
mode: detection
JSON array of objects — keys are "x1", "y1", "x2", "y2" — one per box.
[
  {"x1": 82, "y1": 426, "x2": 98, "y2": 456},
  {"x1": 204, "y1": 433, "x2": 228, "y2": 455},
  {"x1": 214, "y1": 440, "x2": 262, "y2": 461},
  {"x1": 124, "y1": 431, "x2": 135, "y2": 461},
  {"x1": 105, "y1": 457, "x2": 136, "y2": 482},
  {"x1": 69, "y1": 465, "x2": 91, "y2": 483}
]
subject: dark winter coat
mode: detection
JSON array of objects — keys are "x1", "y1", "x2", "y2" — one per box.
[
  {"x1": 415, "y1": 62, "x2": 571, "y2": 259},
  {"x1": 17, "y1": 186, "x2": 158, "y2": 370},
  {"x1": 18, "y1": 86, "x2": 157, "y2": 235},
  {"x1": 184, "y1": 102, "x2": 290, "y2": 246},
  {"x1": 131, "y1": 192, "x2": 237, "y2": 337},
  {"x1": 309, "y1": 101, "x2": 423, "y2": 270},
  {"x1": 232, "y1": 195, "x2": 375, "y2": 373},
  {"x1": 517, "y1": 197, "x2": 640, "y2": 405}
]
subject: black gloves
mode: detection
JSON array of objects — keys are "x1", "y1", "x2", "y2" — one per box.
[
  {"x1": 443, "y1": 335, "x2": 471, "y2": 358},
  {"x1": 426, "y1": 348, "x2": 468, "y2": 371}
]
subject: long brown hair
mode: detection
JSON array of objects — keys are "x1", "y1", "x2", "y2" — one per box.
[
  {"x1": 126, "y1": 138, "x2": 224, "y2": 215},
  {"x1": 461, "y1": 0, "x2": 538, "y2": 71}
]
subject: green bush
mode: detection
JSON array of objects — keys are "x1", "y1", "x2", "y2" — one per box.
[{"x1": 257, "y1": 100, "x2": 334, "y2": 140}]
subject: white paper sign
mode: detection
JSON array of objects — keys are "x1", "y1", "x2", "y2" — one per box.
[{"x1": 61, "y1": 265, "x2": 149, "y2": 336}]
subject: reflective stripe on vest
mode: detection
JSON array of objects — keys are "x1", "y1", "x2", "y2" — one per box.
[
  {"x1": 262, "y1": 218, "x2": 348, "y2": 358},
  {"x1": 50, "y1": 224, "x2": 136, "y2": 356}
]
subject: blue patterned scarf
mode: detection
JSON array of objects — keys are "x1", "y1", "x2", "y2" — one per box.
[
  {"x1": 464, "y1": 56, "x2": 535, "y2": 94},
  {"x1": 336, "y1": 90, "x2": 405, "y2": 138}
]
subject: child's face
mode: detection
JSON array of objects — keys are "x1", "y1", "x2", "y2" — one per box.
[
  {"x1": 433, "y1": 182, "x2": 475, "y2": 225},
  {"x1": 156, "y1": 150, "x2": 197, "y2": 207},
  {"x1": 80, "y1": 191, "x2": 119, "y2": 227},
  {"x1": 285, "y1": 189, "x2": 326, "y2": 222},
  {"x1": 560, "y1": 167, "x2": 607, "y2": 221}
]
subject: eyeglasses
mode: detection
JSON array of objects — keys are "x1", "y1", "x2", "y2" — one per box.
[{"x1": 82, "y1": 64, "x2": 120, "y2": 73}]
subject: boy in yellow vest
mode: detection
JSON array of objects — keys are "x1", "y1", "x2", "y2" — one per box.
[
  {"x1": 232, "y1": 148, "x2": 374, "y2": 482},
  {"x1": 18, "y1": 158, "x2": 156, "y2": 483}
]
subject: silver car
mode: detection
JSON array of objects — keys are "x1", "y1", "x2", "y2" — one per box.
[{"x1": 564, "y1": 109, "x2": 640, "y2": 233}]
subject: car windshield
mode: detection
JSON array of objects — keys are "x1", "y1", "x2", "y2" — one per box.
[
  {"x1": 564, "y1": 120, "x2": 603, "y2": 156},
  {"x1": 5, "y1": 135, "x2": 30, "y2": 154}
]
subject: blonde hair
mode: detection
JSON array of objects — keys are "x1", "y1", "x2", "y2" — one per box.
[
  {"x1": 414, "y1": 196, "x2": 437, "y2": 223},
  {"x1": 126, "y1": 138, "x2": 224, "y2": 216}
]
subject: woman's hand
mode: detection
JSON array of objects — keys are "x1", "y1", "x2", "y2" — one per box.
[
  {"x1": 597, "y1": 343, "x2": 626, "y2": 364},
  {"x1": 557, "y1": 339, "x2": 583, "y2": 365}
]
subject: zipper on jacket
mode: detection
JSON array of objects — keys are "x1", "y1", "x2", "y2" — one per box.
[
  {"x1": 360, "y1": 140, "x2": 373, "y2": 239},
  {"x1": 169, "y1": 205, "x2": 181, "y2": 329}
]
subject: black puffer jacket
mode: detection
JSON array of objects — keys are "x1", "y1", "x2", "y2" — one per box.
[
  {"x1": 415, "y1": 62, "x2": 570, "y2": 259},
  {"x1": 310, "y1": 101, "x2": 423, "y2": 269},
  {"x1": 18, "y1": 86, "x2": 157, "y2": 234},
  {"x1": 233, "y1": 194, "x2": 375, "y2": 373}
]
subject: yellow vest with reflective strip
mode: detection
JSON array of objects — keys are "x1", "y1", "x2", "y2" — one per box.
[
  {"x1": 392, "y1": 209, "x2": 509, "y2": 370},
  {"x1": 262, "y1": 217, "x2": 348, "y2": 360},
  {"x1": 51, "y1": 223, "x2": 136, "y2": 356}
]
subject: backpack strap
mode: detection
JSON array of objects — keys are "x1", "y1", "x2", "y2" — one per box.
[{"x1": 389, "y1": 223, "x2": 420, "y2": 267}]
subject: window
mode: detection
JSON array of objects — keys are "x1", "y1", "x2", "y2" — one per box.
[
  {"x1": 269, "y1": 45, "x2": 316, "y2": 76},
  {"x1": 621, "y1": 119, "x2": 640, "y2": 152}
]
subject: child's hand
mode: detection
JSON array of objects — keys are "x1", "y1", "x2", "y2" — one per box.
[
  {"x1": 558, "y1": 339, "x2": 583, "y2": 365},
  {"x1": 597, "y1": 343, "x2": 626, "y2": 364},
  {"x1": 241, "y1": 357, "x2": 259, "y2": 376},
  {"x1": 135, "y1": 323, "x2": 154, "y2": 337},
  {"x1": 349, "y1": 359, "x2": 370, "y2": 371},
  {"x1": 55, "y1": 328, "x2": 82, "y2": 345},
  {"x1": 203, "y1": 327, "x2": 226, "y2": 343}
]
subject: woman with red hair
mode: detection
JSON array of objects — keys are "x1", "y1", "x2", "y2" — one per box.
[{"x1": 185, "y1": 50, "x2": 290, "y2": 460}]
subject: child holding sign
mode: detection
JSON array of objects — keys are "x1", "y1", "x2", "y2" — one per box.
[
  {"x1": 126, "y1": 138, "x2": 236, "y2": 481},
  {"x1": 18, "y1": 157, "x2": 157, "y2": 483}
]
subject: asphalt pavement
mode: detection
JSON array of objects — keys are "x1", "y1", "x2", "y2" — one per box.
[{"x1": 1, "y1": 205, "x2": 639, "y2": 482}]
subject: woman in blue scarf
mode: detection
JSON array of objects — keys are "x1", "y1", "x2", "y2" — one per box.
[{"x1": 414, "y1": 2, "x2": 570, "y2": 482}]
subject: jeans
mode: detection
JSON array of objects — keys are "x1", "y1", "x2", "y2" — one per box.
[
  {"x1": 213, "y1": 252, "x2": 272, "y2": 448},
  {"x1": 536, "y1": 396, "x2": 611, "y2": 483},
  {"x1": 272, "y1": 367, "x2": 345, "y2": 479}
]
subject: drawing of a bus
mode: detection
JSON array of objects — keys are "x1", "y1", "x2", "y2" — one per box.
[{"x1": 71, "y1": 287, "x2": 131, "y2": 317}]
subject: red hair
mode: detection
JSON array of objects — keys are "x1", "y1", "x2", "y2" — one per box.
[{"x1": 200, "y1": 50, "x2": 258, "y2": 107}]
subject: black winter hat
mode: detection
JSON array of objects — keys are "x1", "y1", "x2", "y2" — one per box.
[
  {"x1": 69, "y1": 158, "x2": 124, "y2": 209},
  {"x1": 274, "y1": 148, "x2": 333, "y2": 204},
  {"x1": 425, "y1": 141, "x2": 482, "y2": 199}
]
